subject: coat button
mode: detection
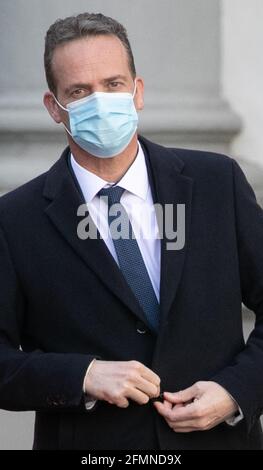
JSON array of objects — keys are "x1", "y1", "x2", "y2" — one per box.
[{"x1": 136, "y1": 321, "x2": 147, "y2": 334}]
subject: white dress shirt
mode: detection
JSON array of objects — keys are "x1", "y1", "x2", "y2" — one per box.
[{"x1": 71, "y1": 142, "x2": 161, "y2": 300}]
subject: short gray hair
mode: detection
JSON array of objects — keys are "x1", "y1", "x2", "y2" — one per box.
[{"x1": 44, "y1": 12, "x2": 136, "y2": 93}]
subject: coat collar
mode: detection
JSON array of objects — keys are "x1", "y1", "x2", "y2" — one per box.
[{"x1": 43, "y1": 136, "x2": 193, "y2": 332}]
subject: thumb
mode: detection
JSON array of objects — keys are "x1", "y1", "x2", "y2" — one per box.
[
  {"x1": 164, "y1": 384, "x2": 197, "y2": 404},
  {"x1": 163, "y1": 399, "x2": 173, "y2": 410}
]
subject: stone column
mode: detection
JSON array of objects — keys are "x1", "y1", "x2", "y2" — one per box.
[{"x1": 222, "y1": 0, "x2": 263, "y2": 206}]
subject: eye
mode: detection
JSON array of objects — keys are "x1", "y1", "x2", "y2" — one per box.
[
  {"x1": 109, "y1": 81, "x2": 122, "y2": 89},
  {"x1": 71, "y1": 89, "x2": 86, "y2": 98}
]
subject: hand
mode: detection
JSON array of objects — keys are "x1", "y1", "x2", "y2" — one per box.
[
  {"x1": 84, "y1": 360, "x2": 161, "y2": 408},
  {"x1": 154, "y1": 381, "x2": 238, "y2": 432}
]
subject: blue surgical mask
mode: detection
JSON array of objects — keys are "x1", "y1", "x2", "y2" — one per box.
[{"x1": 53, "y1": 82, "x2": 138, "y2": 158}]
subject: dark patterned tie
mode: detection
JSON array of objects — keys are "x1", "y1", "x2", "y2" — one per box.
[{"x1": 98, "y1": 186, "x2": 159, "y2": 332}]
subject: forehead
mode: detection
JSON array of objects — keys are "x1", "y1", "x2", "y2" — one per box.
[{"x1": 52, "y1": 35, "x2": 131, "y2": 87}]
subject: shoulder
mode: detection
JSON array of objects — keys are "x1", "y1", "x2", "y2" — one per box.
[
  {"x1": 170, "y1": 147, "x2": 233, "y2": 173},
  {"x1": 140, "y1": 136, "x2": 233, "y2": 178},
  {"x1": 0, "y1": 172, "x2": 47, "y2": 222},
  {"x1": 166, "y1": 148, "x2": 236, "y2": 190}
]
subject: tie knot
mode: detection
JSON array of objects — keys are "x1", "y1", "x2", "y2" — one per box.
[{"x1": 98, "y1": 186, "x2": 125, "y2": 206}]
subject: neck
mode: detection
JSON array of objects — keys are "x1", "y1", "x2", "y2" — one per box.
[{"x1": 69, "y1": 134, "x2": 138, "y2": 182}]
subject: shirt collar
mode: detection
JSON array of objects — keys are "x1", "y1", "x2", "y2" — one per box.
[{"x1": 70, "y1": 142, "x2": 149, "y2": 203}]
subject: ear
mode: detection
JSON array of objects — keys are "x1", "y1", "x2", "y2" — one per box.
[
  {"x1": 134, "y1": 77, "x2": 144, "y2": 111},
  {"x1": 43, "y1": 91, "x2": 64, "y2": 124}
]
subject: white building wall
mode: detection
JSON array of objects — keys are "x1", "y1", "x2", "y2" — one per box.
[{"x1": 222, "y1": 0, "x2": 263, "y2": 202}]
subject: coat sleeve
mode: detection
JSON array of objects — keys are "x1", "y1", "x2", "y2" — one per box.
[
  {"x1": 0, "y1": 224, "x2": 96, "y2": 412},
  {"x1": 212, "y1": 159, "x2": 263, "y2": 431}
]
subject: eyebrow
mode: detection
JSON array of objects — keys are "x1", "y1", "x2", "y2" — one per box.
[
  {"x1": 102, "y1": 74, "x2": 128, "y2": 83},
  {"x1": 65, "y1": 75, "x2": 128, "y2": 94}
]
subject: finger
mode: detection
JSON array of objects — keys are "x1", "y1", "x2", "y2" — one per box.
[
  {"x1": 163, "y1": 399, "x2": 173, "y2": 410},
  {"x1": 135, "y1": 377, "x2": 160, "y2": 398},
  {"x1": 169, "y1": 402, "x2": 198, "y2": 421},
  {"x1": 153, "y1": 400, "x2": 174, "y2": 420},
  {"x1": 154, "y1": 400, "x2": 199, "y2": 422},
  {"x1": 167, "y1": 418, "x2": 200, "y2": 429},
  {"x1": 115, "y1": 397, "x2": 129, "y2": 408},
  {"x1": 169, "y1": 416, "x2": 214, "y2": 432},
  {"x1": 165, "y1": 413, "x2": 204, "y2": 431},
  {"x1": 154, "y1": 401, "x2": 187, "y2": 420},
  {"x1": 163, "y1": 414, "x2": 197, "y2": 432},
  {"x1": 170, "y1": 427, "x2": 194, "y2": 433},
  {"x1": 164, "y1": 385, "x2": 197, "y2": 404},
  {"x1": 126, "y1": 388, "x2": 151, "y2": 405},
  {"x1": 139, "y1": 364, "x2": 161, "y2": 388}
]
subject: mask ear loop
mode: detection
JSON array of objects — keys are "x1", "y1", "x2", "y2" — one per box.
[
  {"x1": 52, "y1": 94, "x2": 68, "y2": 112},
  {"x1": 52, "y1": 94, "x2": 73, "y2": 137},
  {"x1": 132, "y1": 79, "x2": 137, "y2": 99}
]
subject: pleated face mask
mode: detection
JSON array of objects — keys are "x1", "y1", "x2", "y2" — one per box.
[{"x1": 53, "y1": 81, "x2": 138, "y2": 158}]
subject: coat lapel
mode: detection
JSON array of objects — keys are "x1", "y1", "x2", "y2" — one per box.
[
  {"x1": 43, "y1": 138, "x2": 193, "y2": 331},
  {"x1": 43, "y1": 149, "x2": 148, "y2": 326},
  {"x1": 140, "y1": 136, "x2": 193, "y2": 327}
]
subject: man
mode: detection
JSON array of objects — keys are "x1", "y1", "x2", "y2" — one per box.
[{"x1": 0, "y1": 12, "x2": 262, "y2": 450}]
